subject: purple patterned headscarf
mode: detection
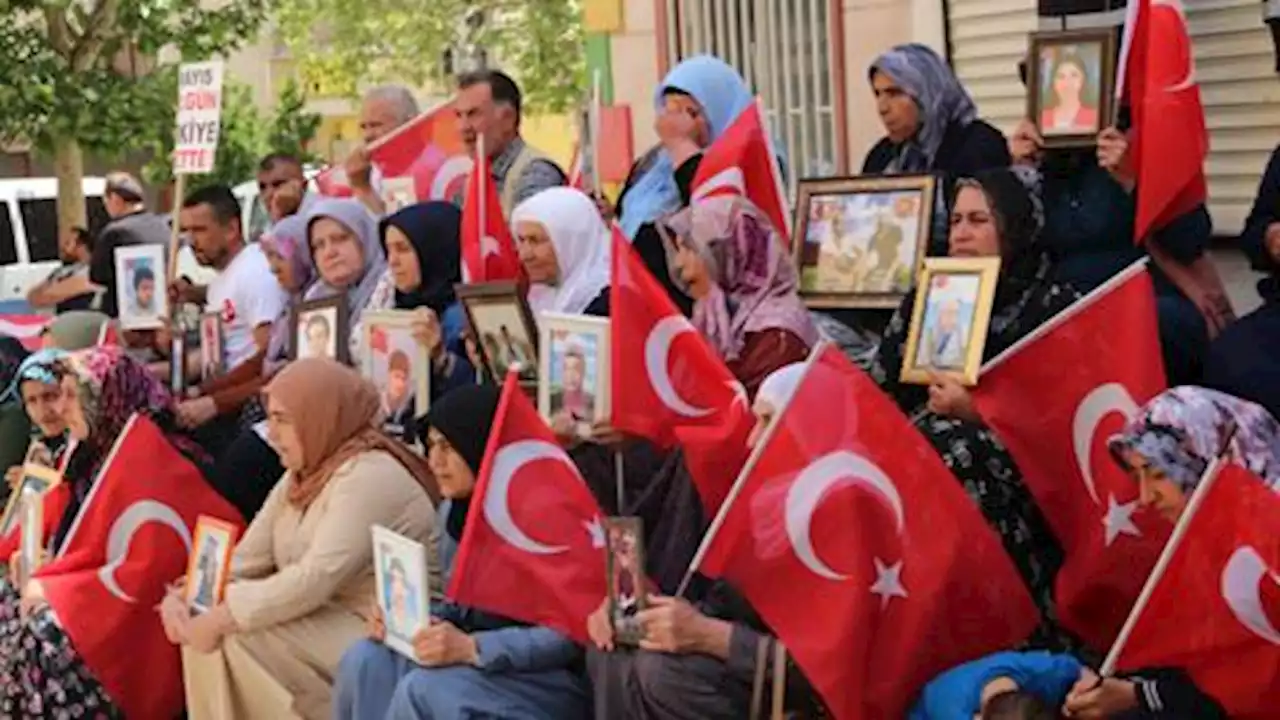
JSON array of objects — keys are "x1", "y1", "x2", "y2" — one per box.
[
  {"x1": 260, "y1": 214, "x2": 314, "y2": 376},
  {"x1": 663, "y1": 195, "x2": 817, "y2": 361},
  {"x1": 1108, "y1": 386, "x2": 1280, "y2": 493}
]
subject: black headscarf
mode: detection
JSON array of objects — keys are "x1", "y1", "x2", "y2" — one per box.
[
  {"x1": 0, "y1": 336, "x2": 30, "y2": 399},
  {"x1": 421, "y1": 383, "x2": 502, "y2": 540},
  {"x1": 380, "y1": 201, "x2": 463, "y2": 316}
]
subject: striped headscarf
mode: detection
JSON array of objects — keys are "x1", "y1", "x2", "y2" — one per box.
[{"x1": 869, "y1": 43, "x2": 979, "y2": 172}]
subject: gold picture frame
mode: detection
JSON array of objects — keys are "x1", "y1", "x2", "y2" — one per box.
[
  {"x1": 900, "y1": 257, "x2": 1002, "y2": 387},
  {"x1": 0, "y1": 463, "x2": 63, "y2": 539},
  {"x1": 537, "y1": 312, "x2": 610, "y2": 441},
  {"x1": 793, "y1": 174, "x2": 936, "y2": 309},
  {"x1": 184, "y1": 514, "x2": 240, "y2": 613},
  {"x1": 1027, "y1": 28, "x2": 1117, "y2": 149},
  {"x1": 362, "y1": 310, "x2": 433, "y2": 437}
]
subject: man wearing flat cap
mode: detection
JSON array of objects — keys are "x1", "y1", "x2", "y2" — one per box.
[{"x1": 89, "y1": 172, "x2": 169, "y2": 319}]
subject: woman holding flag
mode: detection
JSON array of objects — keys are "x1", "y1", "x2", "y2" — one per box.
[{"x1": 872, "y1": 167, "x2": 1084, "y2": 654}]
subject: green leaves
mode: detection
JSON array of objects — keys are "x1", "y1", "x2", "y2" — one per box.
[{"x1": 274, "y1": 0, "x2": 586, "y2": 114}]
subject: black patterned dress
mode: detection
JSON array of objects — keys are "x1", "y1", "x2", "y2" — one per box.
[
  {"x1": 0, "y1": 570, "x2": 122, "y2": 718},
  {"x1": 869, "y1": 254, "x2": 1091, "y2": 658}
]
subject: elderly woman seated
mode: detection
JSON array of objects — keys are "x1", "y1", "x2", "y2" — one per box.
[{"x1": 164, "y1": 359, "x2": 438, "y2": 719}]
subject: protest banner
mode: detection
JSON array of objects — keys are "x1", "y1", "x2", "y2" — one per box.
[
  {"x1": 172, "y1": 61, "x2": 225, "y2": 175},
  {"x1": 314, "y1": 101, "x2": 471, "y2": 210}
]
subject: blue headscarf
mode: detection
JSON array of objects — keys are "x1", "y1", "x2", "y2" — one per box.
[
  {"x1": 2, "y1": 348, "x2": 69, "y2": 405},
  {"x1": 618, "y1": 55, "x2": 755, "y2": 239},
  {"x1": 869, "y1": 43, "x2": 978, "y2": 172}
]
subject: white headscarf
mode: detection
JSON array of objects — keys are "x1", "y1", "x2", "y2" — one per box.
[{"x1": 511, "y1": 188, "x2": 612, "y2": 318}]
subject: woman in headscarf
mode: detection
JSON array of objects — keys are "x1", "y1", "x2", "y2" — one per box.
[
  {"x1": 512, "y1": 187, "x2": 613, "y2": 319},
  {"x1": 870, "y1": 167, "x2": 1083, "y2": 654},
  {"x1": 304, "y1": 198, "x2": 389, "y2": 365},
  {"x1": 334, "y1": 385, "x2": 590, "y2": 719},
  {"x1": 170, "y1": 359, "x2": 439, "y2": 720},
  {"x1": 1051, "y1": 387, "x2": 1260, "y2": 718},
  {"x1": 663, "y1": 194, "x2": 818, "y2": 397},
  {"x1": 1, "y1": 350, "x2": 75, "y2": 489},
  {"x1": 379, "y1": 201, "x2": 474, "y2": 408},
  {"x1": 0, "y1": 346, "x2": 210, "y2": 719},
  {"x1": 614, "y1": 55, "x2": 758, "y2": 315},
  {"x1": 864, "y1": 44, "x2": 1010, "y2": 232}
]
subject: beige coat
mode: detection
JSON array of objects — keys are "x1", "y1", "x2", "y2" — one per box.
[{"x1": 184, "y1": 449, "x2": 438, "y2": 720}]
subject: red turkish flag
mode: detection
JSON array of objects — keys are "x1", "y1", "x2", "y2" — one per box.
[
  {"x1": 459, "y1": 146, "x2": 521, "y2": 283},
  {"x1": 314, "y1": 101, "x2": 470, "y2": 207},
  {"x1": 702, "y1": 345, "x2": 1039, "y2": 718},
  {"x1": 447, "y1": 371, "x2": 607, "y2": 644},
  {"x1": 1117, "y1": 464, "x2": 1280, "y2": 718},
  {"x1": 0, "y1": 440, "x2": 79, "y2": 559},
  {"x1": 692, "y1": 100, "x2": 792, "y2": 247},
  {"x1": 36, "y1": 415, "x2": 243, "y2": 720},
  {"x1": 973, "y1": 266, "x2": 1169, "y2": 652},
  {"x1": 0, "y1": 315, "x2": 50, "y2": 351},
  {"x1": 1117, "y1": 0, "x2": 1208, "y2": 242},
  {"x1": 608, "y1": 227, "x2": 751, "y2": 511}
]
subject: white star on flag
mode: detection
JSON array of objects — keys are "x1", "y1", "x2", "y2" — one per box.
[
  {"x1": 869, "y1": 557, "x2": 908, "y2": 609},
  {"x1": 1101, "y1": 494, "x2": 1141, "y2": 546},
  {"x1": 584, "y1": 517, "x2": 606, "y2": 549}
]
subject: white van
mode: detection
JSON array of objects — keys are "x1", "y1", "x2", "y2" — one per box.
[{"x1": 0, "y1": 176, "x2": 211, "y2": 314}]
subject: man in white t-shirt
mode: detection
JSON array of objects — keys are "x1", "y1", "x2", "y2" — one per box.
[{"x1": 174, "y1": 185, "x2": 287, "y2": 433}]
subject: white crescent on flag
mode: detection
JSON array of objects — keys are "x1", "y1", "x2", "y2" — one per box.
[
  {"x1": 1221, "y1": 545, "x2": 1280, "y2": 645},
  {"x1": 97, "y1": 500, "x2": 193, "y2": 603},
  {"x1": 431, "y1": 155, "x2": 474, "y2": 201},
  {"x1": 784, "y1": 450, "x2": 908, "y2": 606},
  {"x1": 483, "y1": 439, "x2": 575, "y2": 556},
  {"x1": 691, "y1": 166, "x2": 745, "y2": 202}
]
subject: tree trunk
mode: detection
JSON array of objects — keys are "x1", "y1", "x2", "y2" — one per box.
[{"x1": 53, "y1": 136, "x2": 87, "y2": 235}]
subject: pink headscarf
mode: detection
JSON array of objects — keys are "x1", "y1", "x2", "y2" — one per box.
[{"x1": 664, "y1": 195, "x2": 817, "y2": 361}]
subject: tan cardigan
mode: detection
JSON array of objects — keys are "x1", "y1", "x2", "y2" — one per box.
[{"x1": 224, "y1": 450, "x2": 439, "y2": 631}]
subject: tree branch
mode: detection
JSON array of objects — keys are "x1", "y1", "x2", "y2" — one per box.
[
  {"x1": 69, "y1": 0, "x2": 120, "y2": 72},
  {"x1": 42, "y1": 5, "x2": 73, "y2": 57}
]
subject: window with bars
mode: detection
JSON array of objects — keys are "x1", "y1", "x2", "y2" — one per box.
[{"x1": 662, "y1": 0, "x2": 842, "y2": 193}]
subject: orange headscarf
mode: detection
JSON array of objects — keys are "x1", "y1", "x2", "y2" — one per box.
[{"x1": 263, "y1": 358, "x2": 439, "y2": 508}]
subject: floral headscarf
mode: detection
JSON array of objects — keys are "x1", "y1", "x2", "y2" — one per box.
[
  {"x1": 261, "y1": 214, "x2": 314, "y2": 375},
  {"x1": 1108, "y1": 386, "x2": 1280, "y2": 493},
  {"x1": 868, "y1": 43, "x2": 979, "y2": 172},
  {"x1": 663, "y1": 195, "x2": 817, "y2": 361},
  {"x1": 63, "y1": 347, "x2": 206, "y2": 482}
]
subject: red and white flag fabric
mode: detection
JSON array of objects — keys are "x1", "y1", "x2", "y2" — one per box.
[
  {"x1": 447, "y1": 371, "x2": 607, "y2": 644},
  {"x1": 701, "y1": 345, "x2": 1039, "y2": 718},
  {"x1": 973, "y1": 265, "x2": 1169, "y2": 652},
  {"x1": 691, "y1": 100, "x2": 793, "y2": 246},
  {"x1": 314, "y1": 102, "x2": 471, "y2": 209},
  {"x1": 1116, "y1": 463, "x2": 1280, "y2": 719},
  {"x1": 608, "y1": 227, "x2": 751, "y2": 512},
  {"x1": 459, "y1": 145, "x2": 521, "y2": 283},
  {"x1": 37, "y1": 414, "x2": 243, "y2": 720},
  {"x1": 1116, "y1": 0, "x2": 1208, "y2": 242},
  {"x1": 0, "y1": 315, "x2": 48, "y2": 350}
]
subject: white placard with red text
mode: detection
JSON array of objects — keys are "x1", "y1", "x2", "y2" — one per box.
[{"x1": 173, "y1": 61, "x2": 225, "y2": 174}]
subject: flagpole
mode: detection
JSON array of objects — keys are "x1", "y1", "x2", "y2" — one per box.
[
  {"x1": 476, "y1": 134, "x2": 486, "y2": 281},
  {"x1": 980, "y1": 257, "x2": 1150, "y2": 377},
  {"x1": 674, "y1": 340, "x2": 828, "y2": 598},
  {"x1": 591, "y1": 69, "x2": 603, "y2": 198},
  {"x1": 1097, "y1": 423, "x2": 1238, "y2": 676},
  {"x1": 613, "y1": 449, "x2": 625, "y2": 514},
  {"x1": 755, "y1": 97, "x2": 793, "y2": 241}
]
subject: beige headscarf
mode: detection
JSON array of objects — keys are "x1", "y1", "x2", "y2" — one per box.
[{"x1": 263, "y1": 358, "x2": 439, "y2": 508}]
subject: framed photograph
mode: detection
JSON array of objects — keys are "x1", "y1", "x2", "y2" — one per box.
[
  {"x1": 363, "y1": 311, "x2": 431, "y2": 440},
  {"x1": 1028, "y1": 29, "x2": 1117, "y2": 148},
  {"x1": 537, "y1": 313, "x2": 609, "y2": 440},
  {"x1": 900, "y1": 257, "x2": 1001, "y2": 387},
  {"x1": 198, "y1": 312, "x2": 224, "y2": 382},
  {"x1": 372, "y1": 525, "x2": 430, "y2": 661},
  {"x1": 794, "y1": 174, "x2": 936, "y2": 309},
  {"x1": 456, "y1": 281, "x2": 539, "y2": 386},
  {"x1": 184, "y1": 514, "x2": 239, "y2": 613},
  {"x1": 114, "y1": 244, "x2": 168, "y2": 330},
  {"x1": 0, "y1": 463, "x2": 62, "y2": 539},
  {"x1": 170, "y1": 330, "x2": 187, "y2": 396},
  {"x1": 290, "y1": 297, "x2": 349, "y2": 365},
  {"x1": 605, "y1": 516, "x2": 647, "y2": 646}
]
